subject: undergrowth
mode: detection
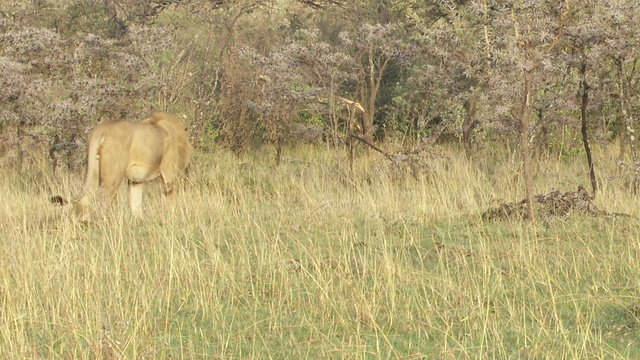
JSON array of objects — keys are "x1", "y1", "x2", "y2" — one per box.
[{"x1": 0, "y1": 145, "x2": 639, "y2": 359}]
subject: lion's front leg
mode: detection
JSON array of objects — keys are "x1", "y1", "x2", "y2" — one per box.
[{"x1": 129, "y1": 183, "x2": 145, "y2": 218}]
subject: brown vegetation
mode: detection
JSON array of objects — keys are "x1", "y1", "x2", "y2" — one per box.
[{"x1": 482, "y1": 186, "x2": 629, "y2": 221}]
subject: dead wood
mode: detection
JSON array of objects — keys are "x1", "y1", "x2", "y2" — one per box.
[
  {"x1": 351, "y1": 134, "x2": 444, "y2": 178},
  {"x1": 482, "y1": 185, "x2": 630, "y2": 221}
]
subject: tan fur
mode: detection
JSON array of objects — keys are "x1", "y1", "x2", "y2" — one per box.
[{"x1": 76, "y1": 111, "x2": 192, "y2": 221}]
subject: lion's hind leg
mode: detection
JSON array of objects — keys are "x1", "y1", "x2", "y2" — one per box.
[
  {"x1": 129, "y1": 182, "x2": 145, "y2": 218},
  {"x1": 76, "y1": 130, "x2": 102, "y2": 222},
  {"x1": 98, "y1": 137, "x2": 129, "y2": 207},
  {"x1": 77, "y1": 176, "x2": 97, "y2": 222}
]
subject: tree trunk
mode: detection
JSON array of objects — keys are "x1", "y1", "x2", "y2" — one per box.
[
  {"x1": 513, "y1": 71, "x2": 535, "y2": 221},
  {"x1": 348, "y1": 104, "x2": 356, "y2": 174},
  {"x1": 364, "y1": 49, "x2": 376, "y2": 142},
  {"x1": 579, "y1": 61, "x2": 597, "y2": 198},
  {"x1": 50, "y1": 134, "x2": 60, "y2": 174},
  {"x1": 275, "y1": 135, "x2": 283, "y2": 166},
  {"x1": 616, "y1": 58, "x2": 639, "y2": 193},
  {"x1": 16, "y1": 119, "x2": 24, "y2": 172},
  {"x1": 329, "y1": 78, "x2": 339, "y2": 148},
  {"x1": 462, "y1": 92, "x2": 478, "y2": 159},
  {"x1": 362, "y1": 49, "x2": 390, "y2": 143},
  {"x1": 618, "y1": 112, "x2": 626, "y2": 165}
]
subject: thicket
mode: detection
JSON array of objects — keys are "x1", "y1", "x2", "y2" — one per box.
[{"x1": 0, "y1": 0, "x2": 639, "y2": 217}]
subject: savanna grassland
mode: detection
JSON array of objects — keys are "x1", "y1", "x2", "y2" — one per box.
[{"x1": 1, "y1": 144, "x2": 640, "y2": 359}]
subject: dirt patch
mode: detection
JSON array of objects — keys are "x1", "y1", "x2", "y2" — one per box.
[{"x1": 482, "y1": 185, "x2": 629, "y2": 221}]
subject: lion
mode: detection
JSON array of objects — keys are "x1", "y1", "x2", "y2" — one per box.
[{"x1": 74, "y1": 111, "x2": 192, "y2": 221}]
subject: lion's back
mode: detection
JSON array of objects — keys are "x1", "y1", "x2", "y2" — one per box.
[{"x1": 86, "y1": 113, "x2": 191, "y2": 179}]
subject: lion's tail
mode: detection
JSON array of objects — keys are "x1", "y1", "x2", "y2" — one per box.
[
  {"x1": 49, "y1": 126, "x2": 103, "y2": 209},
  {"x1": 50, "y1": 195, "x2": 68, "y2": 205},
  {"x1": 79, "y1": 125, "x2": 104, "y2": 199}
]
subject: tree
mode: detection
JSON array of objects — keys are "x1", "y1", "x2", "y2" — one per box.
[
  {"x1": 350, "y1": 22, "x2": 407, "y2": 142},
  {"x1": 0, "y1": 1, "x2": 174, "y2": 170},
  {"x1": 593, "y1": 0, "x2": 640, "y2": 191},
  {"x1": 498, "y1": 1, "x2": 571, "y2": 219},
  {"x1": 406, "y1": 0, "x2": 490, "y2": 153}
]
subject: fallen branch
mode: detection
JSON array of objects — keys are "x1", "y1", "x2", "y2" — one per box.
[
  {"x1": 350, "y1": 134, "x2": 434, "y2": 178},
  {"x1": 350, "y1": 134, "x2": 396, "y2": 162}
]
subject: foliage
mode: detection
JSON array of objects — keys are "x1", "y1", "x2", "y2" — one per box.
[
  {"x1": 0, "y1": 1, "x2": 180, "y2": 169},
  {"x1": 0, "y1": 0, "x2": 640, "y2": 182},
  {"x1": 2, "y1": 0, "x2": 639, "y2": 150}
]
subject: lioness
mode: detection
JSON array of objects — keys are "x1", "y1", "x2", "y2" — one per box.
[{"x1": 76, "y1": 111, "x2": 192, "y2": 221}]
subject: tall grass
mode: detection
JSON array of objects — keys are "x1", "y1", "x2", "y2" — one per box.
[{"x1": 1, "y1": 144, "x2": 639, "y2": 358}]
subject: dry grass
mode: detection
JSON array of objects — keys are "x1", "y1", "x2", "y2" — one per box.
[{"x1": 1, "y1": 144, "x2": 640, "y2": 359}]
